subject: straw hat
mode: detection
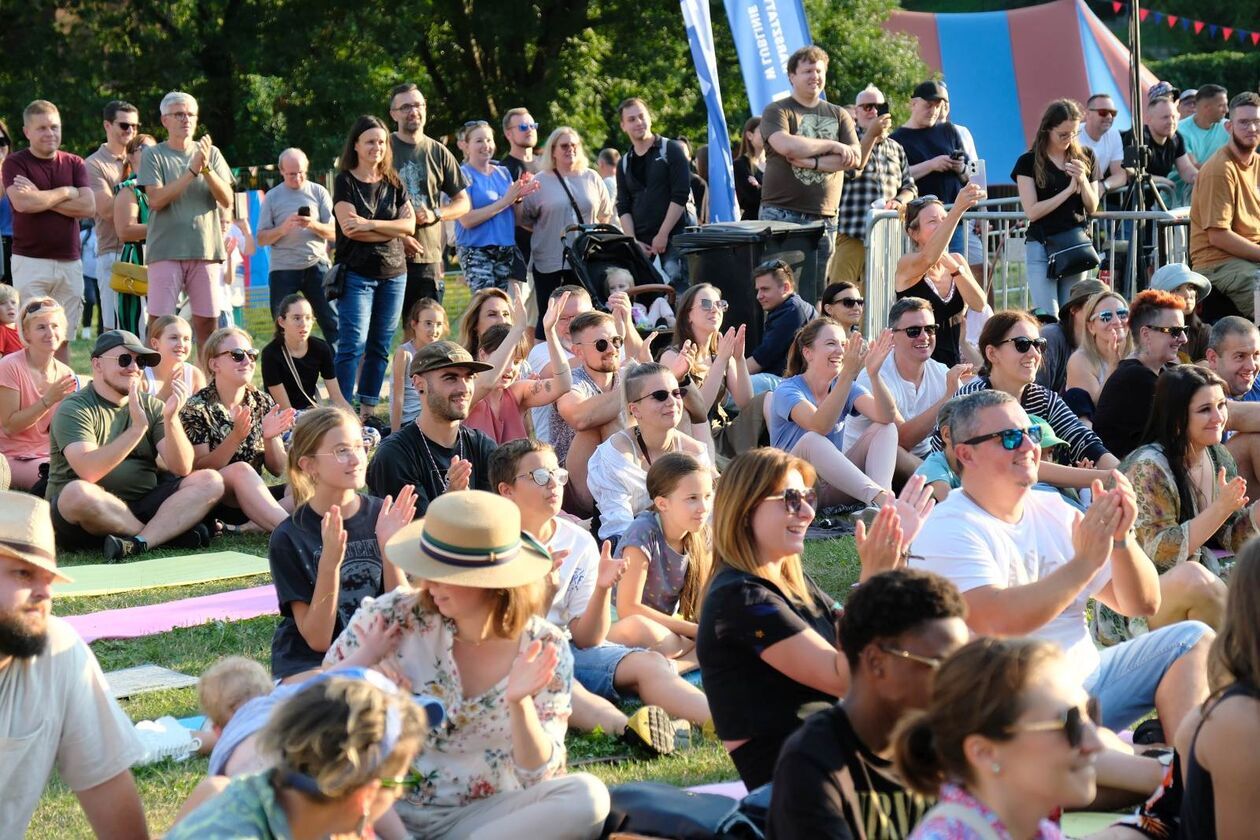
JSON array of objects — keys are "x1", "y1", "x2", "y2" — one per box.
[
  {"x1": 0, "y1": 492, "x2": 72, "y2": 582},
  {"x1": 384, "y1": 491, "x2": 552, "y2": 588}
]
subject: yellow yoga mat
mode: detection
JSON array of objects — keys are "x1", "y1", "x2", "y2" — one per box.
[
  {"x1": 1061, "y1": 811, "x2": 1124, "y2": 838},
  {"x1": 55, "y1": 551, "x2": 270, "y2": 597}
]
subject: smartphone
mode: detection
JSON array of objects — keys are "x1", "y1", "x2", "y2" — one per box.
[
  {"x1": 950, "y1": 149, "x2": 966, "y2": 161},
  {"x1": 972, "y1": 160, "x2": 987, "y2": 192},
  {"x1": 297, "y1": 206, "x2": 311, "y2": 218},
  {"x1": 875, "y1": 102, "x2": 890, "y2": 117}
]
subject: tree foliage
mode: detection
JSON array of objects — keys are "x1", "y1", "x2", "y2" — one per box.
[{"x1": 0, "y1": 0, "x2": 923, "y2": 172}]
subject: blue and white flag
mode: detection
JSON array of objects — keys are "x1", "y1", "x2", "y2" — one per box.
[
  {"x1": 723, "y1": 0, "x2": 813, "y2": 116},
  {"x1": 682, "y1": 0, "x2": 738, "y2": 222}
]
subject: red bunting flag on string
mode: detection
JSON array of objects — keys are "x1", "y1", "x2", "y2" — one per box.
[
  {"x1": 1253, "y1": 31, "x2": 1260, "y2": 45},
  {"x1": 1138, "y1": 8, "x2": 1149, "y2": 21},
  {"x1": 1102, "y1": 1, "x2": 1259, "y2": 50},
  {"x1": 1194, "y1": 20, "x2": 1205, "y2": 34},
  {"x1": 1167, "y1": 15, "x2": 1177, "y2": 27},
  {"x1": 1223, "y1": 27, "x2": 1234, "y2": 40},
  {"x1": 1112, "y1": 1, "x2": 1123, "y2": 12}
]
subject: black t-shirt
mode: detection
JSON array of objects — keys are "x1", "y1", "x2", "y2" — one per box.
[
  {"x1": 696, "y1": 565, "x2": 840, "y2": 789},
  {"x1": 733, "y1": 156, "x2": 763, "y2": 220},
  {"x1": 332, "y1": 171, "x2": 410, "y2": 279},
  {"x1": 768, "y1": 705, "x2": 934, "y2": 840},
  {"x1": 615, "y1": 136, "x2": 692, "y2": 242},
  {"x1": 1093, "y1": 358, "x2": 1158, "y2": 459},
  {"x1": 269, "y1": 494, "x2": 386, "y2": 679},
  {"x1": 260, "y1": 337, "x2": 335, "y2": 410},
  {"x1": 889, "y1": 123, "x2": 966, "y2": 202},
  {"x1": 1120, "y1": 126, "x2": 1185, "y2": 179},
  {"x1": 1010, "y1": 149, "x2": 1097, "y2": 242},
  {"x1": 500, "y1": 154, "x2": 539, "y2": 262},
  {"x1": 365, "y1": 422, "x2": 495, "y2": 517}
]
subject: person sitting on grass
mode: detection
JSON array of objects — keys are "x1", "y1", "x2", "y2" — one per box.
[
  {"x1": 0, "y1": 492, "x2": 147, "y2": 836},
  {"x1": 269, "y1": 407, "x2": 414, "y2": 683},
  {"x1": 324, "y1": 491, "x2": 612, "y2": 839},
  {"x1": 492, "y1": 439, "x2": 711, "y2": 755},
  {"x1": 769, "y1": 569, "x2": 969, "y2": 840},
  {"x1": 610, "y1": 452, "x2": 713, "y2": 671},
  {"x1": 389, "y1": 296, "x2": 445, "y2": 432},
  {"x1": 261, "y1": 293, "x2": 352, "y2": 413},
  {"x1": 47, "y1": 329, "x2": 224, "y2": 559},
  {"x1": 141, "y1": 314, "x2": 207, "y2": 402},
  {"x1": 196, "y1": 656, "x2": 273, "y2": 774},
  {"x1": 179, "y1": 327, "x2": 296, "y2": 533},
  {"x1": 0, "y1": 297, "x2": 78, "y2": 493},
  {"x1": 166, "y1": 671, "x2": 426, "y2": 840}
]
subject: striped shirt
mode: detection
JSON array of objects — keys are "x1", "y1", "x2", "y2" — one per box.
[
  {"x1": 835, "y1": 134, "x2": 917, "y2": 239},
  {"x1": 931, "y1": 376, "x2": 1110, "y2": 465}
]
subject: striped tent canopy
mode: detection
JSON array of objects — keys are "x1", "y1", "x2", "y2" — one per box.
[{"x1": 886, "y1": 0, "x2": 1158, "y2": 183}]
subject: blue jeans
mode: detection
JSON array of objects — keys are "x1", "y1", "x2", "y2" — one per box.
[
  {"x1": 1025, "y1": 239, "x2": 1089, "y2": 316},
  {"x1": 335, "y1": 270, "x2": 404, "y2": 406},
  {"x1": 1083, "y1": 619, "x2": 1211, "y2": 731},
  {"x1": 270, "y1": 265, "x2": 340, "y2": 347}
]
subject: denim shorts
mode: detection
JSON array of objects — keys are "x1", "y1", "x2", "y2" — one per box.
[
  {"x1": 1083, "y1": 619, "x2": 1211, "y2": 730},
  {"x1": 571, "y1": 642, "x2": 641, "y2": 703}
]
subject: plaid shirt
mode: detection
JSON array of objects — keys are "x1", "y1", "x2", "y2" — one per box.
[{"x1": 836, "y1": 133, "x2": 917, "y2": 238}]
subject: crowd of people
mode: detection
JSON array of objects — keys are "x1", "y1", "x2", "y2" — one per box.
[{"x1": 3, "y1": 41, "x2": 1260, "y2": 840}]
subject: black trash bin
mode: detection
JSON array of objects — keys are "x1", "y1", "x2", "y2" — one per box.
[{"x1": 674, "y1": 221, "x2": 826, "y2": 350}]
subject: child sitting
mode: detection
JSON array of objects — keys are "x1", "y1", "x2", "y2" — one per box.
[
  {"x1": 0, "y1": 286, "x2": 20, "y2": 356},
  {"x1": 390, "y1": 297, "x2": 446, "y2": 432},
  {"x1": 606, "y1": 267, "x2": 674, "y2": 331},
  {"x1": 261, "y1": 292, "x2": 352, "y2": 413},
  {"x1": 142, "y1": 314, "x2": 207, "y2": 402}
]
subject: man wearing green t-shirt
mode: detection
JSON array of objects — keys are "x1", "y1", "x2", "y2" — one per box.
[
  {"x1": 1177, "y1": 84, "x2": 1230, "y2": 202},
  {"x1": 47, "y1": 330, "x2": 224, "y2": 560}
]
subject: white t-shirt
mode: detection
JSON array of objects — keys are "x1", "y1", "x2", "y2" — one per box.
[
  {"x1": 1079, "y1": 127, "x2": 1123, "y2": 175},
  {"x1": 0, "y1": 616, "x2": 145, "y2": 833},
  {"x1": 910, "y1": 489, "x2": 1111, "y2": 683},
  {"x1": 843, "y1": 352, "x2": 948, "y2": 457},
  {"x1": 544, "y1": 516, "x2": 602, "y2": 629}
]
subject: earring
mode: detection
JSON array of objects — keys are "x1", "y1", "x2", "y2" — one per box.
[{"x1": 990, "y1": 761, "x2": 1002, "y2": 775}]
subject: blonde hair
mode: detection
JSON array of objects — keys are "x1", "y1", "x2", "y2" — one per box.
[
  {"x1": 0, "y1": 285, "x2": 18, "y2": 307},
  {"x1": 417, "y1": 580, "x2": 545, "y2": 639},
  {"x1": 200, "y1": 326, "x2": 255, "y2": 378},
  {"x1": 711, "y1": 448, "x2": 817, "y2": 604},
  {"x1": 1080, "y1": 291, "x2": 1134, "y2": 374},
  {"x1": 288, "y1": 407, "x2": 362, "y2": 505},
  {"x1": 18, "y1": 297, "x2": 67, "y2": 348},
  {"x1": 646, "y1": 452, "x2": 713, "y2": 621},
  {"x1": 259, "y1": 675, "x2": 425, "y2": 800},
  {"x1": 540, "y1": 126, "x2": 590, "y2": 173},
  {"x1": 148, "y1": 314, "x2": 191, "y2": 350},
  {"x1": 198, "y1": 656, "x2": 271, "y2": 729}
]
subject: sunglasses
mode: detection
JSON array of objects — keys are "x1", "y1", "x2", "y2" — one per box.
[
  {"x1": 463, "y1": 120, "x2": 489, "y2": 129},
  {"x1": 960, "y1": 425, "x2": 1044, "y2": 450},
  {"x1": 516, "y1": 467, "x2": 570, "y2": 487},
  {"x1": 764, "y1": 486, "x2": 817, "y2": 516},
  {"x1": 698, "y1": 298, "x2": 729, "y2": 312},
  {"x1": 215, "y1": 348, "x2": 260, "y2": 363},
  {"x1": 1146, "y1": 325, "x2": 1189, "y2": 339},
  {"x1": 580, "y1": 336, "x2": 624, "y2": 352},
  {"x1": 997, "y1": 335, "x2": 1048, "y2": 354},
  {"x1": 1092, "y1": 308, "x2": 1129, "y2": 324},
  {"x1": 1006, "y1": 698, "x2": 1100, "y2": 749},
  {"x1": 833, "y1": 297, "x2": 865, "y2": 308},
  {"x1": 907, "y1": 194, "x2": 941, "y2": 208},
  {"x1": 879, "y1": 644, "x2": 944, "y2": 669},
  {"x1": 893, "y1": 324, "x2": 938, "y2": 338},
  {"x1": 1090, "y1": 108, "x2": 1118, "y2": 118},
  {"x1": 23, "y1": 299, "x2": 54, "y2": 318},
  {"x1": 0, "y1": 137, "x2": 9, "y2": 148},
  {"x1": 755, "y1": 258, "x2": 790, "y2": 274},
  {"x1": 515, "y1": 122, "x2": 540, "y2": 132},
  {"x1": 115, "y1": 122, "x2": 139, "y2": 131},
  {"x1": 108, "y1": 352, "x2": 150, "y2": 370},
  {"x1": 632, "y1": 388, "x2": 684, "y2": 403},
  {"x1": 856, "y1": 103, "x2": 880, "y2": 112}
]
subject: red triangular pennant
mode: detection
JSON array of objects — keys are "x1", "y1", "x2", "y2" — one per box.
[
  {"x1": 1138, "y1": 8, "x2": 1149, "y2": 21},
  {"x1": 1224, "y1": 27, "x2": 1234, "y2": 40},
  {"x1": 1194, "y1": 20, "x2": 1205, "y2": 34},
  {"x1": 1112, "y1": 1, "x2": 1123, "y2": 13},
  {"x1": 1252, "y1": 31, "x2": 1260, "y2": 45},
  {"x1": 1167, "y1": 15, "x2": 1178, "y2": 27}
]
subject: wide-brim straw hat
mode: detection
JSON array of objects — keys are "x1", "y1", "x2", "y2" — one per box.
[
  {"x1": 0, "y1": 492, "x2": 72, "y2": 583},
  {"x1": 384, "y1": 491, "x2": 552, "y2": 588}
]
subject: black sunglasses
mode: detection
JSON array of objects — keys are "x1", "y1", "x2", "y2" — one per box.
[
  {"x1": 462, "y1": 120, "x2": 489, "y2": 130},
  {"x1": 755, "y1": 258, "x2": 790, "y2": 274},
  {"x1": 907, "y1": 194, "x2": 941, "y2": 208},
  {"x1": 1006, "y1": 698, "x2": 1100, "y2": 749},
  {"x1": 833, "y1": 297, "x2": 865, "y2": 308},
  {"x1": 580, "y1": 336, "x2": 624, "y2": 352},
  {"x1": 632, "y1": 388, "x2": 684, "y2": 404},
  {"x1": 0, "y1": 137, "x2": 11, "y2": 148},
  {"x1": 23, "y1": 299, "x2": 53, "y2": 317},
  {"x1": 108, "y1": 352, "x2": 150, "y2": 370},
  {"x1": 893, "y1": 324, "x2": 938, "y2": 338},
  {"x1": 997, "y1": 335, "x2": 1048, "y2": 354},
  {"x1": 764, "y1": 487, "x2": 817, "y2": 516},
  {"x1": 216, "y1": 348, "x2": 259, "y2": 363},
  {"x1": 1146, "y1": 325, "x2": 1189, "y2": 339},
  {"x1": 961, "y1": 425, "x2": 1044, "y2": 450},
  {"x1": 115, "y1": 122, "x2": 139, "y2": 131}
]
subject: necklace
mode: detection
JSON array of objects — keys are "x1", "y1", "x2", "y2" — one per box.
[
  {"x1": 349, "y1": 173, "x2": 382, "y2": 218},
  {"x1": 419, "y1": 428, "x2": 465, "y2": 492}
]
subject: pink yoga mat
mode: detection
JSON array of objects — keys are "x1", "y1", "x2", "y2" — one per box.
[{"x1": 65, "y1": 585, "x2": 278, "y2": 643}]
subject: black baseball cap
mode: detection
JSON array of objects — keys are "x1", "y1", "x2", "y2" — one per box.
[
  {"x1": 912, "y1": 81, "x2": 949, "y2": 102},
  {"x1": 408, "y1": 340, "x2": 494, "y2": 377},
  {"x1": 91, "y1": 330, "x2": 161, "y2": 366}
]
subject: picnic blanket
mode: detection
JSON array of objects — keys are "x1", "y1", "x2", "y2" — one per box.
[
  {"x1": 66, "y1": 585, "x2": 277, "y2": 643},
  {"x1": 55, "y1": 551, "x2": 270, "y2": 597}
]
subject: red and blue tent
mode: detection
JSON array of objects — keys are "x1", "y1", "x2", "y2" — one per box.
[{"x1": 886, "y1": 0, "x2": 1158, "y2": 182}]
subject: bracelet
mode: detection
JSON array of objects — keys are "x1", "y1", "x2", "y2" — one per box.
[{"x1": 187, "y1": 166, "x2": 199, "y2": 177}]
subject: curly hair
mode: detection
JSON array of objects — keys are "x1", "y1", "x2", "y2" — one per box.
[{"x1": 839, "y1": 569, "x2": 967, "y2": 669}]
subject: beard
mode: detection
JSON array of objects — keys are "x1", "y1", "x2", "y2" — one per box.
[
  {"x1": 0, "y1": 609, "x2": 49, "y2": 659},
  {"x1": 426, "y1": 390, "x2": 468, "y2": 423}
]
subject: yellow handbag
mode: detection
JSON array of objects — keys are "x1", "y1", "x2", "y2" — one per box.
[{"x1": 109, "y1": 260, "x2": 148, "y2": 296}]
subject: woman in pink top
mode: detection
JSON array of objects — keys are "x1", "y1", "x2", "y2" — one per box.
[
  {"x1": 0, "y1": 298, "x2": 78, "y2": 489},
  {"x1": 466, "y1": 291, "x2": 573, "y2": 444}
]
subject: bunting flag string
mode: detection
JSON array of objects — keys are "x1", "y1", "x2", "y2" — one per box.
[{"x1": 1104, "y1": 1, "x2": 1260, "y2": 48}]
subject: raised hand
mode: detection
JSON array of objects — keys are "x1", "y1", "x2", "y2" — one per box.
[
  {"x1": 376, "y1": 485, "x2": 418, "y2": 548},
  {"x1": 509, "y1": 284, "x2": 529, "y2": 327},
  {"x1": 127, "y1": 378, "x2": 150, "y2": 432},
  {"x1": 45, "y1": 373, "x2": 78, "y2": 406},
  {"x1": 958, "y1": 181, "x2": 985, "y2": 208},
  {"x1": 321, "y1": 504, "x2": 348, "y2": 567},
  {"x1": 505, "y1": 639, "x2": 560, "y2": 704},
  {"x1": 1072, "y1": 482, "x2": 1121, "y2": 571},
  {"x1": 864, "y1": 329, "x2": 895, "y2": 376},
  {"x1": 163, "y1": 371, "x2": 190, "y2": 419},
  {"x1": 854, "y1": 504, "x2": 906, "y2": 580},
  {"x1": 261, "y1": 405, "x2": 297, "y2": 440},
  {"x1": 1214, "y1": 466, "x2": 1249, "y2": 515},
  {"x1": 1108, "y1": 469, "x2": 1139, "y2": 539},
  {"x1": 229, "y1": 403, "x2": 252, "y2": 442},
  {"x1": 945, "y1": 363, "x2": 974, "y2": 395},
  {"x1": 716, "y1": 326, "x2": 739, "y2": 362},
  {"x1": 732, "y1": 323, "x2": 747, "y2": 358},
  {"x1": 892, "y1": 473, "x2": 936, "y2": 547},
  {"x1": 595, "y1": 540, "x2": 627, "y2": 589},
  {"x1": 542, "y1": 291, "x2": 570, "y2": 338},
  {"x1": 668, "y1": 340, "x2": 696, "y2": 379},
  {"x1": 446, "y1": 456, "x2": 472, "y2": 492},
  {"x1": 839, "y1": 328, "x2": 866, "y2": 379}
]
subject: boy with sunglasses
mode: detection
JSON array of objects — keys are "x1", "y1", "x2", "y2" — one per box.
[{"x1": 911, "y1": 390, "x2": 1213, "y2": 776}]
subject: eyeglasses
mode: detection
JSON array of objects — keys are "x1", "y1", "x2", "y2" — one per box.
[
  {"x1": 632, "y1": 388, "x2": 684, "y2": 403},
  {"x1": 698, "y1": 298, "x2": 729, "y2": 312},
  {"x1": 1235, "y1": 118, "x2": 1260, "y2": 131},
  {"x1": 763, "y1": 486, "x2": 817, "y2": 516},
  {"x1": 856, "y1": 103, "x2": 881, "y2": 112},
  {"x1": 1006, "y1": 698, "x2": 1100, "y2": 749},
  {"x1": 166, "y1": 112, "x2": 197, "y2": 121},
  {"x1": 215, "y1": 348, "x2": 259, "y2": 363},
  {"x1": 516, "y1": 467, "x2": 570, "y2": 487},
  {"x1": 834, "y1": 297, "x2": 866, "y2": 309},
  {"x1": 893, "y1": 324, "x2": 938, "y2": 338},
  {"x1": 578, "y1": 336, "x2": 624, "y2": 352},
  {"x1": 392, "y1": 102, "x2": 425, "y2": 112},
  {"x1": 107, "y1": 352, "x2": 149, "y2": 370},
  {"x1": 1090, "y1": 108, "x2": 1118, "y2": 118},
  {"x1": 115, "y1": 122, "x2": 139, "y2": 131},
  {"x1": 1146, "y1": 325, "x2": 1189, "y2": 339},
  {"x1": 907, "y1": 194, "x2": 941, "y2": 208},
  {"x1": 960, "y1": 425, "x2": 1044, "y2": 450},
  {"x1": 314, "y1": 444, "x2": 367, "y2": 465},
  {"x1": 879, "y1": 644, "x2": 944, "y2": 669},
  {"x1": 515, "y1": 122, "x2": 540, "y2": 132},
  {"x1": 1091, "y1": 308, "x2": 1129, "y2": 323},
  {"x1": 997, "y1": 336, "x2": 1048, "y2": 354}
]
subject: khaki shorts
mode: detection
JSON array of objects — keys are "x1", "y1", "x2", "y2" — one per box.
[
  {"x1": 11, "y1": 255, "x2": 84, "y2": 331},
  {"x1": 1198, "y1": 258, "x2": 1260, "y2": 319}
]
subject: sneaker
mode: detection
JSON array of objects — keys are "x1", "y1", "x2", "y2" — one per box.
[
  {"x1": 168, "y1": 523, "x2": 211, "y2": 550},
  {"x1": 103, "y1": 535, "x2": 146, "y2": 563},
  {"x1": 854, "y1": 505, "x2": 882, "y2": 531},
  {"x1": 620, "y1": 705, "x2": 676, "y2": 756}
]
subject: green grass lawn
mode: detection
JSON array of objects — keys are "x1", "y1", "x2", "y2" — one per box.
[{"x1": 31, "y1": 533, "x2": 860, "y2": 837}]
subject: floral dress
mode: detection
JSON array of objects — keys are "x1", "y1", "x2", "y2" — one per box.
[
  {"x1": 179, "y1": 382, "x2": 275, "y2": 472},
  {"x1": 324, "y1": 588, "x2": 574, "y2": 811},
  {"x1": 910, "y1": 783, "x2": 1063, "y2": 840}
]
